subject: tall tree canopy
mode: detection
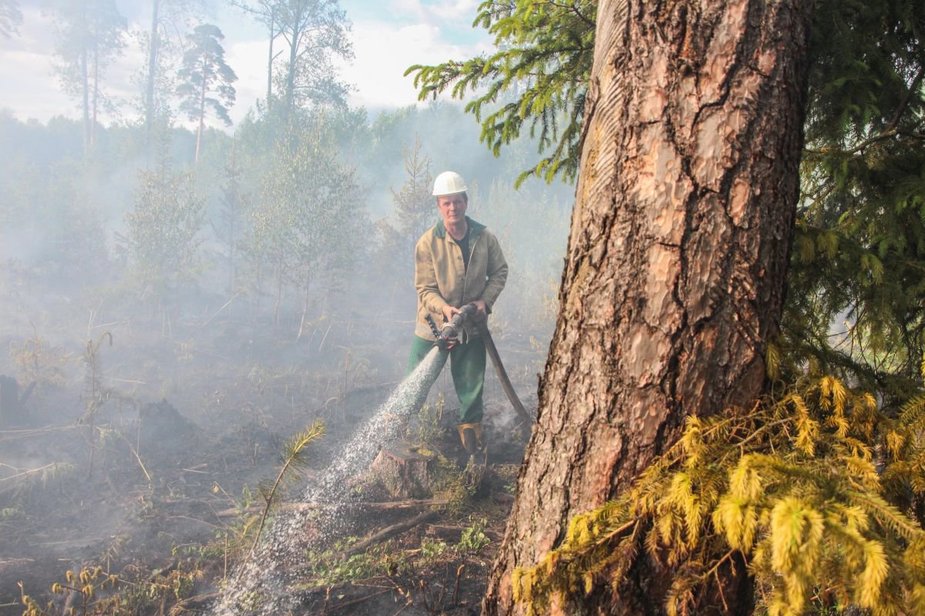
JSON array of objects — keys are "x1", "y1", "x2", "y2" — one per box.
[
  {"x1": 141, "y1": 0, "x2": 208, "y2": 146},
  {"x1": 176, "y1": 23, "x2": 238, "y2": 163},
  {"x1": 238, "y1": 0, "x2": 353, "y2": 119},
  {"x1": 48, "y1": 0, "x2": 126, "y2": 153}
]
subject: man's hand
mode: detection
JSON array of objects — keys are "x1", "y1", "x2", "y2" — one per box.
[
  {"x1": 472, "y1": 299, "x2": 488, "y2": 318},
  {"x1": 442, "y1": 304, "x2": 460, "y2": 322}
]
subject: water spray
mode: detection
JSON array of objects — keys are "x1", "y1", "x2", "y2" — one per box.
[
  {"x1": 212, "y1": 306, "x2": 530, "y2": 614},
  {"x1": 211, "y1": 349, "x2": 444, "y2": 616}
]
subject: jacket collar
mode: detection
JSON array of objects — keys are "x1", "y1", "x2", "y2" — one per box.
[{"x1": 434, "y1": 216, "x2": 485, "y2": 240}]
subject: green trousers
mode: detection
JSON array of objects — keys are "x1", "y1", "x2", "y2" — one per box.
[{"x1": 408, "y1": 335, "x2": 486, "y2": 424}]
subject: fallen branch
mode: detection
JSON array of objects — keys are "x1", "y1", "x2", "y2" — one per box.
[
  {"x1": 114, "y1": 430, "x2": 151, "y2": 483},
  {"x1": 344, "y1": 509, "x2": 439, "y2": 557},
  {"x1": 0, "y1": 425, "x2": 80, "y2": 443},
  {"x1": 214, "y1": 498, "x2": 447, "y2": 519},
  {"x1": 426, "y1": 524, "x2": 503, "y2": 542}
]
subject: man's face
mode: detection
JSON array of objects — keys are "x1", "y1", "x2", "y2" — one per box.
[{"x1": 437, "y1": 193, "x2": 467, "y2": 226}]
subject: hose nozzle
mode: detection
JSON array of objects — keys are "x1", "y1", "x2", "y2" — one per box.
[{"x1": 429, "y1": 303, "x2": 478, "y2": 350}]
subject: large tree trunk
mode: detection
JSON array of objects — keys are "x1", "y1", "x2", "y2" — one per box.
[
  {"x1": 284, "y1": 26, "x2": 298, "y2": 120},
  {"x1": 91, "y1": 42, "x2": 99, "y2": 150},
  {"x1": 484, "y1": 1, "x2": 812, "y2": 614},
  {"x1": 80, "y1": 45, "x2": 90, "y2": 154},
  {"x1": 266, "y1": 5, "x2": 275, "y2": 111},
  {"x1": 144, "y1": 0, "x2": 161, "y2": 146},
  {"x1": 195, "y1": 74, "x2": 206, "y2": 163}
]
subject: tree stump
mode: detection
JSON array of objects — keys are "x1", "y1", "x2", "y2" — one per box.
[{"x1": 369, "y1": 442, "x2": 435, "y2": 499}]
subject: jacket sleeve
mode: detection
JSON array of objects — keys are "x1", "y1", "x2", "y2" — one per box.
[
  {"x1": 414, "y1": 235, "x2": 450, "y2": 315},
  {"x1": 481, "y1": 231, "x2": 508, "y2": 310}
]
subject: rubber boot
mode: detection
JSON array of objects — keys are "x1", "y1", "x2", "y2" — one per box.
[{"x1": 457, "y1": 422, "x2": 485, "y2": 467}]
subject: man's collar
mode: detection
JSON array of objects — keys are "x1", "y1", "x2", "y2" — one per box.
[{"x1": 435, "y1": 216, "x2": 485, "y2": 239}]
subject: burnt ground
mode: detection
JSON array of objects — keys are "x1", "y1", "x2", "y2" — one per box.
[{"x1": 0, "y1": 301, "x2": 543, "y2": 616}]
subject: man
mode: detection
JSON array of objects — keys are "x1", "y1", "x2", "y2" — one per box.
[{"x1": 408, "y1": 171, "x2": 508, "y2": 460}]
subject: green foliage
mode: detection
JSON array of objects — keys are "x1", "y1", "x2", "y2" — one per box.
[
  {"x1": 241, "y1": 0, "x2": 353, "y2": 114},
  {"x1": 251, "y1": 421, "x2": 325, "y2": 553},
  {"x1": 9, "y1": 329, "x2": 70, "y2": 390},
  {"x1": 47, "y1": 0, "x2": 126, "y2": 151},
  {"x1": 784, "y1": 0, "x2": 925, "y2": 402},
  {"x1": 458, "y1": 517, "x2": 491, "y2": 554},
  {"x1": 176, "y1": 23, "x2": 237, "y2": 161},
  {"x1": 243, "y1": 115, "x2": 366, "y2": 329},
  {"x1": 123, "y1": 162, "x2": 205, "y2": 306},
  {"x1": 419, "y1": 537, "x2": 449, "y2": 563},
  {"x1": 513, "y1": 375, "x2": 925, "y2": 616},
  {"x1": 406, "y1": 0, "x2": 595, "y2": 186},
  {"x1": 304, "y1": 538, "x2": 411, "y2": 586},
  {"x1": 176, "y1": 24, "x2": 237, "y2": 126},
  {"x1": 382, "y1": 137, "x2": 435, "y2": 257}
]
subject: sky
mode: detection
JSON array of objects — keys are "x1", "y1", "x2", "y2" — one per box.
[{"x1": 0, "y1": 0, "x2": 493, "y2": 126}]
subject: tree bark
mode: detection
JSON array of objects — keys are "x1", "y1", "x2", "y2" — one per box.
[
  {"x1": 91, "y1": 40, "x2": 99, "y2": 150},
  {"x1": 484, "y1": 0, "x2": 812, "y2": 614},
  {"x1": 145, "y1": 0, "x2": 161, "y2": 146},
  {"x1": 266, "y1": 5, "x2": 275, "y2": 111},
  {"x1": 284, "y1": 22, "x2": 298, "y2": 120},
  {"x1": 80, "y1": 45, "x2": 90, "y2": 155},
  {"x1": 195, "y1": 68, "x2": 206, "y2": 163}
]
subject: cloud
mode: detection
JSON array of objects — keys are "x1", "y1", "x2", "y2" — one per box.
[
  {"x1": 340, "y1": 19, "x2": 490, "y2": 110},
  {"x1": 389, "y1": 0, "x2": 480, "y2": 24},
  {"x1": 223, "y1": 39, "x2": 270, "y2": 123}
]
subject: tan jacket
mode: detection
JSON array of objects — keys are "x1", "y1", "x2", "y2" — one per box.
[{"x1": 414, "y1": 217, "x2": 508, "y2": 340}]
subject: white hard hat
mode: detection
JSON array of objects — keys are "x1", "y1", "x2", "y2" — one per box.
[{"x1": 432, "y1": 171, "x2": 467, "y2": 196}]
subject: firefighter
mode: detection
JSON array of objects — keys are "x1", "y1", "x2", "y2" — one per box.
[{"x1": 408, "y1": 171, "x2": 509, "y2": 460}]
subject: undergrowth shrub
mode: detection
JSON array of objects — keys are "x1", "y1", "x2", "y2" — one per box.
[{"x1": 513, "y1": 374, "x2": 925, "y2": 616}]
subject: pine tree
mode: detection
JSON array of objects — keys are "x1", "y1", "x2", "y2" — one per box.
[
  {"x1": 392, "y1": 138, "x2": 435, "y2": 247},
  {"x1": 176, "y1": 24, "x2": 238, "y2": 163},
  {"x1": 782, "y1": 0, "x2": 925, "y2": 403},
  {"x1": 48, "y1": 0, "x2": 126, "y2": 154},
  {"x1": 485, "y1": 0, "x2": 814, "y2": 612}
]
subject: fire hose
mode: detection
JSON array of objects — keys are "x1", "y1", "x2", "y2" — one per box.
[{"x1": 426, "y1": 304, "x2": 534, "y2": 428}]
